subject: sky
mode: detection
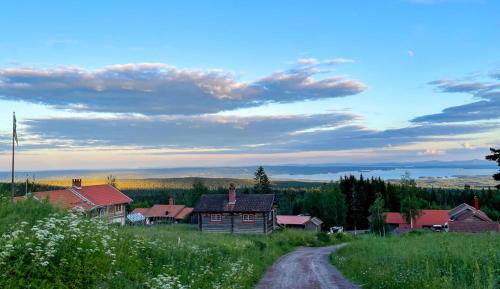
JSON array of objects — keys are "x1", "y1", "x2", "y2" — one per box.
[{"x1": 0, "y1": 0, "x2": 499, "y2": 170}]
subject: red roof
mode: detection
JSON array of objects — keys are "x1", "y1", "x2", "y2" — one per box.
[
  {"x1": 16, "y1": 184, "x2": 132, "y2": 211},
  {"x1": 148, "y1": 205, "x2": 184, "y2": 217},
  {"x1": 71, "y1": 184, "x2": 132, "y2": 206},
  {"x1": 385, "y1": 210, "x2": 449, "y2": 228},
  {"x1": 277, "y1": 215, "x2": 311, "y2": 226},
  {"x1": 36, "y1": 189, "x2": 93, "y2": 210},
  {"x1": 132, "y1": 205, "x2": 193, "y2": 219},
  {"x1": 176, "y1": 207, "x2": 194, "y2": 220}
]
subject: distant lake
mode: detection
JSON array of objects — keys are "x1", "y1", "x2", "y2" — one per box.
[{"x1": 272, "y1": 168, "x2": 497, "y2": 181}]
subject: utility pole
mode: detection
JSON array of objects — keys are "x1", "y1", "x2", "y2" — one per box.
[{"x1": 11, "y1": 112, "x2": 15, "y2": 197}]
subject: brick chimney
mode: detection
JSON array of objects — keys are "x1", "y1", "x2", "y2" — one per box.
[
  {"x1": 169, "y1": 196, "x2": 175, "y2": 205},
  {"x1": 474, "y1": 195, "x2": 479, "y2": 210},
  {"x1": 72, "y1": 178, "x2": 82, "y2": 188},
  {"x1": 228, "y1": 183, "x2": 236, "y2": 204}
]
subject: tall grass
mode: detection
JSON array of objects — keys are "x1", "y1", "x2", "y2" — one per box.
[
  {"x1": 331, "y1": 232, "x2": 500, "y2": 289},
  {"x1": 0, "y1": 199, "x2": 345, "y2": 289}
]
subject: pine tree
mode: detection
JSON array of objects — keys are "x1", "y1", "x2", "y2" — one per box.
[
  {"x1": 485, "y1": 147, "x2": 500, "y2": 189},
  {"x1": 253, "y1": 166, "x2": 272, "y2": 194}
]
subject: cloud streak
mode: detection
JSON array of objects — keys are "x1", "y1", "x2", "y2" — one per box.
[
  {"x1": 20, "y1": 114, "x2": 497, "y2": 154},
  {"x1": 0, "y1": 62, "x2": 365, "y2": 116},
  {"x1": 412, "y1": 75, "x2": 500, "y2": 123}
]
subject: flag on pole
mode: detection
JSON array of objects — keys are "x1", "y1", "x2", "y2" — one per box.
[{"x1": 13, "y1": 112, "x2": 18, "y2": 145}]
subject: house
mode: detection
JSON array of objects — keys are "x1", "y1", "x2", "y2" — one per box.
[
  {"x1": 382, "y1": 196, "x2": 499, "y2": 233},
  {"x1": 193, "y1": 183, "x2": 276, "y2": 234},
  {"x1": 277, "y1": 215, "x2": 323, "y2": 232},
  {"x1": 13, "y1": 179, "x2": 132, "y2": 225},
  {"x1": 384, "y1": 210, "x2": 449, "y2": 230},
  {"x1": 447, "y1": 198, "x2": 500, "y2": 233},
  {"x1": 129, "y1": 197, "x2": 194, "y2": 225}
]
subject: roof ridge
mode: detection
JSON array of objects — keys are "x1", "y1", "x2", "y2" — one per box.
[{"x1": 68, "y1": 188, "x2": 96, "y2": 207}]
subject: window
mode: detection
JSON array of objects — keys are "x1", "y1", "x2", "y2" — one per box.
[
  {"x1": 268, "y1": 210, "x2": 273, "y2": 221},
  {"x1": 242, "y1": 213, "x2": 256, "y2": 223},
  {"x1": 210, "y1": 214, "x2": 222, "y2": 222}
]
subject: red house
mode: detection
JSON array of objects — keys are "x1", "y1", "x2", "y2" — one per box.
[
  {"x1": 384, "y1": 210, "x2": 449, "y2": 230},
  {"x1": 14, "y1": 179, "x2": 132, "y2": 225}
]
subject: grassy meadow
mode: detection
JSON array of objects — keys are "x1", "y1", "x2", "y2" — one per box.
[
  {"x1": 0, "y1": 198, "x2": 349, "y2": 289},
  {"x1": 331, "y1": 232, "x2": 500, "y2": 289}
]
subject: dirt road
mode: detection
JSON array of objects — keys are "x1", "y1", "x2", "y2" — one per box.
[{"x1": 255, "y1": 244, "x2": 360, "y2": 289}]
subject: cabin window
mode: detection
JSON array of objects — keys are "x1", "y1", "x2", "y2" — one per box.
[
  {"x1": 268, "y1": 210, "x2": 273, "y2": 221},
  {"x1": 210, "y1": 214, "x2": 222, "y2": 222},
  {"x1": 242, "y1": 213, "x2": 256, "y2": 223}
]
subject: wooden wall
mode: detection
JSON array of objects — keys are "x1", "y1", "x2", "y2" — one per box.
[{"x1": 198, "y1": 212, "x2": 274, "y2": 234}]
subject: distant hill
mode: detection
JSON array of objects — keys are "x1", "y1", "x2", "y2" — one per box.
[{"x1": 0, "y1": 159, "x2": 496, "y2": 182}]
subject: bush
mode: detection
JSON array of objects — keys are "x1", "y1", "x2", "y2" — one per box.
[
  {"x1": 0, "y1": 211, "x2": 118, "y2": 288},
  {"x1": 316, "y1": 231, "x2": 331, "y2": 243}
]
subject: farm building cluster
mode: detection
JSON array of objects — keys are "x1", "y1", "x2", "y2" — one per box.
[
  {"x1": 383, "y1": 197, "x2": 500, "y2": 233},
  {"x1": 12, "y1": 178, "x2": 500, "y2": 234}
]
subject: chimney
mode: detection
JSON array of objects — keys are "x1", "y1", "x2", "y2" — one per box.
[
  {"x1": 228, "y1": 183, "x2": 236, "y2": 204},
  {"x1": 474, "y1": 195, "x2": 479, "y2": 210},
  {"x1": 72, "y1": 178, "x2": 82, "y2": 188},
  {"x1": 169, "y1": 196, "x2": 175, "y2": 205}
]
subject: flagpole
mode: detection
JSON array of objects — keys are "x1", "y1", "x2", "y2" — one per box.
[{"x1": 11, "y1": 112, "x2": 15, "y2": 197}]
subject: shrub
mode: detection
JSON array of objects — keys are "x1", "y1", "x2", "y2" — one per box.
[
  {"x1": 316, "y1": 231, "x2": 331, "y2": 243},
  {"x1": 0, "y1": 211, "x2": 118, "y2": 289}
]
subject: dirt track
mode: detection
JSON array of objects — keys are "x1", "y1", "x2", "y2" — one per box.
[{"x1": 255, "y1": 244, "x2": 360, "y2": 289}]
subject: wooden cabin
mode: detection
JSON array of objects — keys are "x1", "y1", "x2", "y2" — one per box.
[
  {"x1": 277, "y1": 215, "x2": 323, "y2": 232},
  {"x1": 448, "y1": 199, "x2": 500, "y2": 233},
  {"x1": 193, "y1": 183, "x2": 276, "y2": 234}
]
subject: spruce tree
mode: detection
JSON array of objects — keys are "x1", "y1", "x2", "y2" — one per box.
[
  {"x1": 254, "y1": 166, "x2": 272, "y2": 194},
  {"x1": 485, "y1": 147, "x2": 500, "y2": 189}
]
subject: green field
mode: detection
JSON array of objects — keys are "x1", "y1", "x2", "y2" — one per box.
[
  {"x1": 331, "y1": 233, "x2": 500, "y2": 289},
  {"x1": 0, "y1": 198, "x2": 347, "y2": 289}
]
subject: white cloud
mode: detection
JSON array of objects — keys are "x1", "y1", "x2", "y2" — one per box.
[
  {"x1": 0, "y1": 62, "x2": 365, "y2": 115},
  {"x1": 418, "y1": 148, "x2": 446, "y2": 155}
]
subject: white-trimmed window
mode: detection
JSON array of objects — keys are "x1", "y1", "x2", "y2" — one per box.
[
  {"x1": 242, "y1": 213, "x2": 256, "y2": 223},
  {"x1": 210, "y1": 214, "x2": 222, "y2": 222}
]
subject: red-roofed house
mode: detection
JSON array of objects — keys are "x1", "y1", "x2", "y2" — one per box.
[
  {"x1": 384, "y1": 210, "x2": 449, "y2": 230},
  {"x1": 382, "y1": 198, "x2": 499, "y2": 233},
  {"x1": 130, "y1": 197, "x2": 193, "y2": 224},
  {"x1": 14, "y1": 179, "x2": 132, "y2": 225},
  {"x1": 277, "y1": 215, "x2": 323, "y2": 232}
]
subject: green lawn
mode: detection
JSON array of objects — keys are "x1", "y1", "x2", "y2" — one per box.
[{"x1": 331, "y1": 232, "x2": 500, "y2": 289}]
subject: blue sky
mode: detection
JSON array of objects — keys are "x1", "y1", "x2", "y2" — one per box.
[{"x1": 0, "y1": 0, "x2": 499, "y2": 170}]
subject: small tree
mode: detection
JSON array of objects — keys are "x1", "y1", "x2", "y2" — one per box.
[
  {"x1": 400, "y1": 172, "x2": 421, "y2": 229},
  {"x1": 485, "y1": 147, "x2": 500, "y2": 189},
  {"x1": 254, "y1": 166, "x2": 272, "y2": 194},
  {"x1": 369, "y1": 193, "x2": 387, "y2": 237},
  {"x1": 190, "y1": 179, "x2": 209, "y2": 206},
  {"x1": 106, "y1": 175, "x2": 117, "y2": 188}
]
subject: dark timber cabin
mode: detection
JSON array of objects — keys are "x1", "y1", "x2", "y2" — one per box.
[{"x1": 193, "y1": 183, "x2": 276, "y2": 234}]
